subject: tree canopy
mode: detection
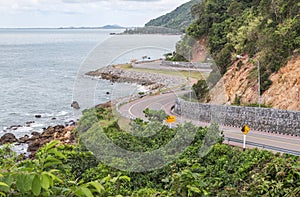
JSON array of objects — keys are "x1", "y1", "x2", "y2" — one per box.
[{"x1": 186, "y1": 0, "x2": 300, "y2": 93}]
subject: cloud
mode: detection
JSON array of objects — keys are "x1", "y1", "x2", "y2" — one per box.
[{"x1": 0, "y1": 0, "x2": 190, "y2": 27}]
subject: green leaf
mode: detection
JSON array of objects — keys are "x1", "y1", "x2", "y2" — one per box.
[
  {"x1": 0, "y1": 182, "x2": 8, "y2": 188},
  {"x1": 45, "y1": 140, "x2": 60, "y2": 151},
  {"x1": 48, "y1": 148, "x2": 66, "y2": 159},
  {"x1": 16, "y1": 174, "x2": 33, "y2": 193},
  {"x1": 75, "y1": 187, "x2": 93, "y2": 197},
  {"x1": 119, "y1": 176, "x2": 131, "y2": 182},
  {"x1": 187, "y1": 185, "x2": 201, "y2": 193},
  {"x1": 44, "y1": 172, "x2": 63, "y2": 184},
  {"x1": 40, "y1": 174, "x2": 50, "y2": 190},
  {"x1": 3, "y1": 175, "x2": 13, "y2": 187},
  {"x1": 32, "y1": 175, "x2": 41, "y2": 196},
  {"x1": 43, "y1": 156, "x2": 62, "y2": 168},
  {"x1": 88, "y1": 181, "x2": 104, "y2": 193}
]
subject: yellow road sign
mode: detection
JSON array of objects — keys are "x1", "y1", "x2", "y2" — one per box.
[
  {"x1": 166, "y1": 116, "x2": 176, "y2": 123},
  {"x1": 241, "y1": 125, "x2": 250, "y2": 135}
]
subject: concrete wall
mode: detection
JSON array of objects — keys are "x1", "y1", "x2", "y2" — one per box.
[{"x1": 174, "y1": 98, "x2": 300, "y2": 136}]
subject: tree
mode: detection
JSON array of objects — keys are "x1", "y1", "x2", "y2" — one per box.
[{"x1": 192, "y1": 80, "x2": 209, "y2": 101}]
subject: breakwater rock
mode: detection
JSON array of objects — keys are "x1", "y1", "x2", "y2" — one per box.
[{"x1": 86, "y1": 66, "x2": 186, "y2": 90}]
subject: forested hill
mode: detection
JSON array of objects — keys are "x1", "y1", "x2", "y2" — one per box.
[
  {"x1": 185, "y1": 0, "x2": 300, "y2": 100},
  {"x1": 145, "y1": 0, "x2": 201, "y2": 32}
]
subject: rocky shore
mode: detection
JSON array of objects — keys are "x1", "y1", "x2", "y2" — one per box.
[
  {"x1": 86, "y1": 65, "x2": 186, "y2": 90},
  {"x1": 0, "y1": 101, "x2": 114, "y2": 158},
  {"x1": 1, "y1": 63, "x2": 187, "y2": 158},
  {"x1": 0, "y1": 122, "x2": 77, "y2": 158}
]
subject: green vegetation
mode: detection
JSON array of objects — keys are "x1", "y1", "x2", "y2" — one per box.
[
  {"x1": 192, "y1": 79, "x2": 210, "y2": 102},
  {"x1": 164, "y1": 52, "x2": 189, "y2": 62},
  {"x1": 120, "y1": 64, "x2": 206, "y2": 80},
  {"x1": 122, "y1": 26, "x2": 181, "y2": 35},
  {"x1": 145, "y1": 0, "x2": 201, "y2": 32},
  {"x1": 183, "y1": 0, "x2": 300, "y2": 93},
  {"x1": 0, "y1": 107, "x2": 299, "y2": 196},
  {"x1": 233, "y1": 95, "x2": 273, "y2": 108}
]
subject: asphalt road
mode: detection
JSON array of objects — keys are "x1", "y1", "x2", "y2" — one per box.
[{"x1": 118, "y1": 92, "x2": 300, "y2": 155}]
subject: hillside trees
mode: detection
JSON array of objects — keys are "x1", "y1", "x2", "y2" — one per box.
[
  {"x1": 145, "y1": 0, "x2": 201, "y2": 32},
  {"x1": 185, "y1": 0, "x2": 300, "y2": 93}
]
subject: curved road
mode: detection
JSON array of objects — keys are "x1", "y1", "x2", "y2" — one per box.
[{"x1": 118, "y1": 92, "x2": 300, "y2": 155}]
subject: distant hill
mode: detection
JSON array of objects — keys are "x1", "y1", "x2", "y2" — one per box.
[
  {"x1": 58, "y1": 25, "x2": 125, "y2": 29},
  {"x1": 100, "y1": 25, "x2": 126, "y2": 29},
  {"x1": 145, "y1": 0, "x2": 201, "y2": 32}
]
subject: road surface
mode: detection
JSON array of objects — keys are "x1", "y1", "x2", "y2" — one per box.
[{"x1": 118, "y1": 92, "x2": 300, "y2": 155}]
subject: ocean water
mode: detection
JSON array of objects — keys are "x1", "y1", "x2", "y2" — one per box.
[{"x1": 0, "y1": 29, "x2": 180, "y2": 137}]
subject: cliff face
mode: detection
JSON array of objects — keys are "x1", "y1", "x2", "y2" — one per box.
[
  {"x1": 209, "y1": 54, "x2": 300, "y2": 111},
  {"x1": 262, "y1": 55, "x2": 300, "y2": 111},
  {"x1": 209, "y1": 56, "x2": 257, "y2": 105},
  {"x1": 191, "y1": 37, "x2": 208, "y2": 63}
]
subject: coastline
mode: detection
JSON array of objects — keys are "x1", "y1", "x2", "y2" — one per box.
[
  {"x1": 0, "y1": 120, "x2": 77, "y2": 158},
  {"x1": 0, "y1": 60, "x2": 187, "y2": 158}
]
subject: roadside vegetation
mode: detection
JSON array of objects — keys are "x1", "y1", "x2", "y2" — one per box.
[{"x1": 1, "y1": 107, "x2": 299, "y2": 196}]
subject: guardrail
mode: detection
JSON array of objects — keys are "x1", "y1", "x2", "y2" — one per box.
[{"x1": 224, "y1": 137, "x2": 300, "y2": 156}]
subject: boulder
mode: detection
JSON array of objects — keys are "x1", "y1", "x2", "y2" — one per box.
[
  {"x1": 26, "y1": 121, "x2": 35, "y2": 125},
  {"x1": 0, "y1": 133, "x2": 18, "y2": 145},
  {"x1": 71, "y1": 101, "x2": 80, "y2": 109},
  {"x1": 19, "y1": 135, "x2": 30, "y2": 143},
  {"x1": 31, "y1": 131, "x2": 40, "y2": 136},
  {"x1": 35, "y1": 115, "x2": 42, "y2": 118},
  {"x1": 27, "y1": 140, "x2": 41, "y2": 152}
]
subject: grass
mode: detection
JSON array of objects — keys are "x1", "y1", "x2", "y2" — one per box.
[
  {"x1": 113, "y1": 64, "x2": 133, "y2": 69},
  {"x1": 115, "y1": 63, "x2": 210, "y2": 81},
  {"x1": 128, "y1": 67, "x2": 207, "y2": 80}
]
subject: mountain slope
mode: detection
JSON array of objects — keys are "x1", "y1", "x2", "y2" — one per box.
[
  {"x1": 262, "y1": 55, "x2": 300, "y2": 110},
  {"x1": 182, "y1": 0, "x2": 300, "y2": 110},
  {"x1": 145, "y1": 0, "x2": 201, "y2": 31}
]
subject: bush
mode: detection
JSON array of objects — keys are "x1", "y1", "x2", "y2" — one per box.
[{"x1": 192, "y1": 80, "x2": 209, "y2": 101}]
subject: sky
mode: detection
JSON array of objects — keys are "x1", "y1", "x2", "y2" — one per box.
[{"x1": 0, "y1": 0, "x2": 190, "y2": 28}]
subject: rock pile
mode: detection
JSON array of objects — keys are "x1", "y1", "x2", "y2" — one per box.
[
  {"x1": 86, "y1": 65, "x2": 186, "y2": 90},
  {"x1": 0, "y1": 125, "x2": 77, "y2": 158}
]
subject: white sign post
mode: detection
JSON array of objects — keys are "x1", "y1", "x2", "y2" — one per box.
[
  {"x1": 241, "y1": 125, "x2": 250, "y2": 151},
  {"x1": 243, "y1": 134, "x2": 247, "y2": 151}
]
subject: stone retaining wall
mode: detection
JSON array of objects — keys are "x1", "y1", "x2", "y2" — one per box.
[{"x1": 174, "y1": 98, "x2": 300, "y2": 136}]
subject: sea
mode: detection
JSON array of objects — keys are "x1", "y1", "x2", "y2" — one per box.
[{"x1": 0, "y1": 28, "x2": 181, "y2": 138}]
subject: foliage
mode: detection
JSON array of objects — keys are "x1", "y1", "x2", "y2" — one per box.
[
  {"x1": 143, "y1": 108, "x2": 168, "y2": 122},
  {"x1": 233, "y1": 95, "x2": 273, "y2": 108},
  {"x1": 174, "y1": 35, "x2": 195, "y2": 61},
  {"x1": 165, "y1": 52, "x2": 189, "y2": 62},
  {"x1": 0, "y1": 141, "x2": 103, "y2": 196},
  {"x1": 185, "y1": 0, "x2": 300, "y2": 93},
  {"x1": 192, "y1": 79, "x2": 210, "y2": 101},
  {"x1": 0, "y1": 107, "x2": 299, "y2": 196},
  {"x1": 123, "y1": 26, "x2": 181, "y2": 35},
  {"x1": 145, "y1": 0, "x2": 201, "y2": 32}
]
